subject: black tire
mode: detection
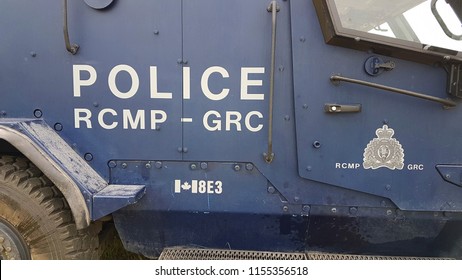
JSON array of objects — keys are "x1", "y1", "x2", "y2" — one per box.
[{"x1": 0, "y1": 156, "x2": 101, "y2": 259}]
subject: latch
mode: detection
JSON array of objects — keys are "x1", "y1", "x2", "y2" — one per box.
[
  {"x1": 364, "y1": 56, "x2": 395, "y2": 76},
  {"x1": 324, "y1": 104, "x2": 361, "y2": 113}
]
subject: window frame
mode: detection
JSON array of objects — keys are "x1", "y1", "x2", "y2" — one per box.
[{"x1": 313, "y1": 0, "x2": 462, "y2": 65}]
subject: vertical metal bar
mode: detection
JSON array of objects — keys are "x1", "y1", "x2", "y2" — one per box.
[
  {"x1": 264, "y1": 1, "x2": 279, "y2": 163},
  {"x1": 64, "y1": 0, "x2": 79, "y2": 55}
]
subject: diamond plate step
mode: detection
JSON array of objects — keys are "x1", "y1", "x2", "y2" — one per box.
[{"x1": 159, "y1": 248, "x2": 453, "y2": 260}]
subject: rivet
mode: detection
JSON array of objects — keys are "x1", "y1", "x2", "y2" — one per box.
[
  {"x1": 313, "y1": 141, "x2": 321, "y2": 149},
  {"x1": 121, "y1": 163, "x2": 128, "y2": 169},
  {"x1": 331, "y1": 208, "x2": 337, "y2": 213},
  {"x1": 30, "y1": 51, "x2": 37, "y2": 57},
  {"x1": 183, "y1": 147, "x2": 188, "y2": 153},
  {"x1": 245, "y1": 163, "x2": 254, "y2": 171},
  {"x1": 306, "y1": 166, "x2": 312, "y2": 171},
  {"x1": 190, "y1": 163, "x2": 197, "y2": 170},
  {"x1": 54, "y1": 123, "x2": 63, "y2": 131},
  {"x1": 93, "y1": 102, "x2": 99, "y2": 108},
  {"x1": 5, "y1": 247, "x2": 12, "y2": 252},
  {"x1": 444, "y1": 55, "x2": 451, "y2": 61},
  {"x1": 177, "y1": 59, "x2": 183, "y2": 65},
  {"x1": 349, "y1": 207, "x2": 358, "y2": 215},
  {"x1": 383, "y1": 119, "x2": 389, "y2": 125},
  {"x1": 178, "y1": 147, "x2": 183, "y2": 153},
  {"x1": 145, "y1": 163, "x2": 152, "y2": 169},
  {"x1": 108, "y1": 161, "x2": 117, "y2": 168},
  {"x1": 284, "y1": 115, "x2": 290, "y2": 121},
  {"x1": 283, "y1": 205, "x2": 289, "y2": 212},
  {"x1": 303, "y1": 104, "x2": 308, "y2": 109},
  {"x1": 33, "y1": 109, "x2": 43, "y2": 118},
  {"x1": 302, "y1": 205, "x2": 311, "y2": 212},
  {"x1": 268, "y1": 186, "x2": 276, "y2": 194},
  {"x1": 0, "y1": 236, "x2": 4, "y2": 243},
  {"x1": 381, "y1": 201, "x2": 387, "y2": 207},
  {"x1": 386, "y1": 210, "x2": 393, "y2": 216},
  {"x1": 300, "y1": 36, "x2": 306, "y2": 42},
  {"x1": 1, "y1": 111, "x2": 7, "y2": 117},
  {"x1": 183, "y1": 60, "x2": 188, "y2": 65},
  {"x1": 445, "y1": 174, "x2": 451, "y2": 179},
  {"x1": 354, "y1": 37, "x2": 361, "y2": 42},
  {"x1": 294, "y1": 196, "x2": 300, "y2": 202},
  {"x1": 385, "y1": 185, "x2": 392, "y2": 191},
  {"x1": 153, "y1": 30, "x2": 160, "y2": 35},
  {"x1": 234, "y1": 164, "x2": 241, "y2": 171},
  {"x1": 155, "y1": 161, "x2": 163, "y2": 169},
  {"x1": 278, "y1": 65, "x2": 285, "y2": 72},
  {"x1": 200, "y1": 162, "x2": 208, "y2": 170},
  {"x1": 84, "y1": 153, "x2": 93, "y2": 161}
]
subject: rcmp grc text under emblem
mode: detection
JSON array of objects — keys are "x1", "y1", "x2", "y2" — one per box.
[{"x1": 363, "y1": 125, "x2": 404, "y2": 170}]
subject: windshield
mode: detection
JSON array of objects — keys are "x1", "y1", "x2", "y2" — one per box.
[{"x1": 331, "y1": 0, "x2": 462, "y2": 52}]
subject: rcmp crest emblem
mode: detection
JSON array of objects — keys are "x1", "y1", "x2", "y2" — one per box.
[{"x1": 363, "y1": 125, "x2": 404, "y2": 170}]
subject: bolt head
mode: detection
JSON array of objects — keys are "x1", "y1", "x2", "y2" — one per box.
[
  {"x1": 190, "y1": 163, "x2": 197, "y2": 170},
  {"x1": 233, "y1": 165, "x2": 241, "y2": 171},
  {"x1": 245, "y1": 163, "x2": 254, "y2": 171},
  {"x1": 283, "y1": 205, "x2": 289, "y2": 212}
]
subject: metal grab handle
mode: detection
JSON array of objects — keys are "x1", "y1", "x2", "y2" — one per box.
[
  {"x1": 64, "y1": 0, "x2": 79, "y2": 55},
  {"x1": 330, "y1": 75, "x2": 456, "y2": 108},
  {"x1": 264, "y1": 1, "x2": 280, "y2": 163},
  {"x1": 431, "y1": 0, "x2": 462, "y2": 41}
]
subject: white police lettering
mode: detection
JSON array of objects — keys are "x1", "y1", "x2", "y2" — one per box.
[
  {"x1": 73, "y1": 64, "x2": 266, "y2": 132},
  {"x1": 174, "y1": 180, "x2": 223, "y2": 195}
]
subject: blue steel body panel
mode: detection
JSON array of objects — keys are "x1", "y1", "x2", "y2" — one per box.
[
  {"x1": 291, "y1": 0, "x2": 462, "y2": 212},
  {"x1": 1, "y1": 0, "x2": 462, "y2": 257}
]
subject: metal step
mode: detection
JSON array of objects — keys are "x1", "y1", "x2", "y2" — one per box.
[
  {"x1": 92, "y1": 184, "x2": 146, "y2": 220},
  {"x1": 159, "y1": 248, "x2": 307, "y2": 260},
  {"x1": 159, "y1": 247, "x2": 452, "y2": 260}
]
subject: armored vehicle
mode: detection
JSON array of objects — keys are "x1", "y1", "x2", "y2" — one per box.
[{"x1": 1, "y1": 0, "x2": 462, "y2": 259}]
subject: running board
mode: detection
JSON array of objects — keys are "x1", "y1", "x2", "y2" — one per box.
[{"x1": 159, "y1": 247, "x2": 452, "y2": 260}]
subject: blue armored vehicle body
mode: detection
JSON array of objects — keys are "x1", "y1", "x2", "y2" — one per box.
[{"x1": 1, "y1": 0, "x2": 462, "y2": 259}]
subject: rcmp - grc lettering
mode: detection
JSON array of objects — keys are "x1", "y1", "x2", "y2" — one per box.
[{"x1": 73, "y1": 64, "x2": 265, "y2": 132}]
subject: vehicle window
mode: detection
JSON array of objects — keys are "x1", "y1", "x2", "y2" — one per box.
[{"x1": 318, "y1": 0, "x2": 462, "y2": 60}]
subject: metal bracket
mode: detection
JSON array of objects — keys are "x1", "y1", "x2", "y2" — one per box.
[
  {"x1": 436, "y1": 165, "x2": 462, "y2": 188},
  {"x1": 445, "y1": 63, "x2": 462, "y2": 98}
]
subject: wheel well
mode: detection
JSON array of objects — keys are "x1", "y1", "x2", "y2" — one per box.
[
  {"x1": 0, "y1": 139, "x2": 23, "y2": 157},
  {"x1": 0, "y1": 128, "x2": 90, "y2": 229}
]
